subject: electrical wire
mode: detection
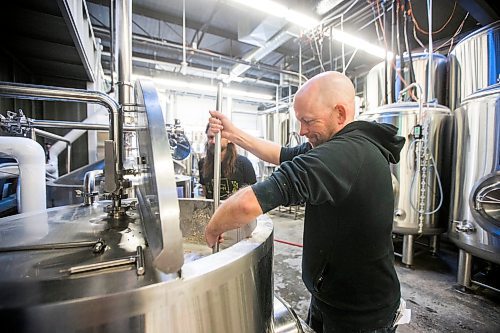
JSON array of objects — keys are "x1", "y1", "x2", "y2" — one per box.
[
  {"x1": 413, "y1": 24, "x2": 426, "y2": 49},
  {"x1": 409, "y1": 0, "x2": 457, "y2": 35},
  {"x1": 274, "y1": 238, "x2": 303, "y2": 248},
  {"x1": 434, "y1": 13, "x2": 469, "y2": 53},
  {"x1": 372, "y1": 0, "x2": 416, "y2": 100}
]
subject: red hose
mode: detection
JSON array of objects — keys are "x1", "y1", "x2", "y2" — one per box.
[{"x1": 274, "y1": 238, "x2": 303, "y2": 248}]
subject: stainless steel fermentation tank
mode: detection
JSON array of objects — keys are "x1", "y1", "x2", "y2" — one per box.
[
  {"x1": 0, "y1": 81, "x2": 306, "y2": 332},
  {"x1": 449, "y1": 84, "x2": 500, "y2": 291},
  {"x1": 364, "y1": 53, "x2": 448, "y2": 111},
  {"x1": 449, "y1": 21, "x2": 500, "y2": 111},
  {"x1": 359, "y1": 103, "x2": 453, "y2": 266}
]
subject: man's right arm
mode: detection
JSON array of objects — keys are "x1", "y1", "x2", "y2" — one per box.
[{"x1": 209, "y1": 110, "x2": 281, "y2": 165}]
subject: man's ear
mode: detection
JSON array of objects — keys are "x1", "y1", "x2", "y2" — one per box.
[{"x1": 336, "y1": 104, "x2": 347, "y2": 124}]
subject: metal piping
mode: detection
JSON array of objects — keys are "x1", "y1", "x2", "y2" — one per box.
[
  {"x1": 426, "y1": 0, "x2": 433, "y2": 102},
  {"x1": 83, "y1": 170, "x2": 103, "y2": 205},
  {"x1": 29, "y1": 119, "x2": 136, "y2": 131},
  {"x1": 93, "y1": 26, "x2": 307, "y2": 81},
  {"x1": 116, "y1": 0, "x2": 133, "y2": 110},
  {"x1": 213, "y1": 82, "x2": 223, "y2": 254},
  {"x1": 33, "y1": 128, "x2": 72, "y2": 174},
  {"x1": 107, "y1": 0, "x2": 115, "y2": 94},
  {"x1": 0, "y1": 81, "x2": 123, "y2": 195}
]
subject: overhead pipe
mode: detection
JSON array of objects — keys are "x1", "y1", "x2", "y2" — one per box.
[
  {"x1": 93, "y1": 26, "x2": 308, "y2": 81},
  {"x1": 0, "y1": 137, "x2": 46, "y2": 214}
]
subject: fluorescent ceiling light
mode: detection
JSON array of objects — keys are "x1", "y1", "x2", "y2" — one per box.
[
  {"x1": 133, "y1": 75, "x2": 274, "y2": 101},
  {"x1": 316, "y1": 0, "x2": 343, "y2": 15},
  {"x1": 229, "y1": 0, "x2": 391, "y2": 59},
  {"x1": 330, "y1": 28, "x2": 394, "y2": 60},
  {"x1": 230, "y1": 0, "x2": 319, "y2": 30}
]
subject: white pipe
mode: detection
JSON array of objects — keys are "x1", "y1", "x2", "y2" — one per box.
[{"x1": 0, "y1": 137, "x2": 46, "y2": 213}]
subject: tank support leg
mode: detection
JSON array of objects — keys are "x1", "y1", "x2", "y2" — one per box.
[
  {"x1": 457, "y1": 249, "x2": 472, "y2": 289},
  {"x1": 430, "y1": 235, "x2": 439, "y2": 256},
  {"x1": 402, "y1": 235, "x2": 414, "y2": 267}
]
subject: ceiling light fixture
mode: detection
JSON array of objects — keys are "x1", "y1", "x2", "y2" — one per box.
[
  {"x1": 133, "y1": 75, "x2": 274, "y2": 101},
  {"x1": 330, "y1": 28, "x2": 394, "y2": 60},
  {"x1": 229, "y1": 0, "x2": 319, "y2": 30},
  {"x1": 229, "y1": 0, "x2": 392, "y2": 60}
]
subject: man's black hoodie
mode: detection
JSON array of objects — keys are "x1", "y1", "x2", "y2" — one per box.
[{"x1": 252, "y1": 120, "x2": 405, "y2": 330}]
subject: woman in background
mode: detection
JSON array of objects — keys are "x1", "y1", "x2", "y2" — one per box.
[{"x1": 198, "y1": 125, "x2": 256, "y2": 200}]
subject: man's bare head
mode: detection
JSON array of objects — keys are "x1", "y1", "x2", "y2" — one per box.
[{"x1": 293, "y1": 71, "x2": 355, "y2": 146}]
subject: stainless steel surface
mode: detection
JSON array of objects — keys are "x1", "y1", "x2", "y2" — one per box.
[
  {"x1": 0, "y1": 81, "x2": 125, "y2": 210},
  {"x1": 116, "y1": 0, "x2": 133, "y2": 110},
  {"x1": 273, "y1": 295, "x2": 313, "y2": 333},
  {"x1": 395, "y1": 53, "x2": 448, "y2": 106},
  {"x1": 364, "y1": 53, "x2": 448, "y2": 111},
  {"x1": 213, "y1": 82, "x2": 223, "y2": 253},
  {"x1": 402, "y1": 235, "x2": 414, "y2": 267},
  {"x1": 449, "y1": 21, "x2": 500, "y2": 110},
  {"x1": 0, "y1": 200, "x2": 274, "y2": 332},
  {"x1": 134, "y1": 79, "x2": 184, "y2": 274},
  {"x1": 46, "y1": 159, "x2": 105, "y2": 208},
  {"x1": 457, "y1": 249, "x2": 473, "y2": 288},
  {"x1": 364, "y1": 61, "x2": 391, "y2": 110},
  {"x1": 359, "y1": 103, "x2": 453, "y2": 235},
  {"x1": 82, "y1": 170, "x2": 103, "y2": 205},
  {"x1": 448, "y1": 84, "x2": 500, "y2": 265}
]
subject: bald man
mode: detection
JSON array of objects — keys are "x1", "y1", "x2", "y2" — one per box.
[{"x1": 205, "y1": 71, "x2": 405, "y2": 332}]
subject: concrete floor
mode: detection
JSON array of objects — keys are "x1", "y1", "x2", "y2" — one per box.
[{"x1": 270, "y1": 208, "x2": 500, "y2": 333}]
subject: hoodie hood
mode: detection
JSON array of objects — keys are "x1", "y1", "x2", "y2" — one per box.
[{"x1": 335, "y1": 120, "x2": 405, "y2": 164}]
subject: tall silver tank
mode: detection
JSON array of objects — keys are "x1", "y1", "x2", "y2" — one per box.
[
  {"x1": 359, "y1": 103, "x2": 453, "y2": 266},
  {"x1": 394, "y1": 53, "x2": 448, "y2": 105},
  {"x1": 364, "y1": 53, "x2": 448, "y2": 111},
  {"x1": 449, "y1": 21, "x2": 500, "y2": 110},
  {"x1": 448, "y1": 84, "x2": 500, "y2": 289}
]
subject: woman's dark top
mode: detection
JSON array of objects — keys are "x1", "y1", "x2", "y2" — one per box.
[{"x1": 199, "y1": 154, "x2": 256, "y2": 200}]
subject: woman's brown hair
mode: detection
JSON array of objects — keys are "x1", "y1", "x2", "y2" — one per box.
[{"x1": 202, "y1": 124, "x2": 238, "y2": 179}]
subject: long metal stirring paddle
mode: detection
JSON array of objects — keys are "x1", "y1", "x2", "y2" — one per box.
[{"x1": 212, "y1": 82, "x2": 223, "y2": 254}]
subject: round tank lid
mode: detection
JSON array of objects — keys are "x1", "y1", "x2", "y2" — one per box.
[
  {"x1": 362, "y1": 102, "x2": 450, "y2": 115},
  {"x1": 462, "y1": 83, "x2": 500, "y2": 103},
  {"x1": 452, "y1": 20, "x2": 500, "y2": 51}
]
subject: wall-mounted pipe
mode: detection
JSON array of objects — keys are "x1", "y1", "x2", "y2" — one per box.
[
  {"x1": 0, "y1": 81, "x2": 123, "y2": 195},
  {"x1": 0, "y1": 137, "x2": 46, "y2": 214}
]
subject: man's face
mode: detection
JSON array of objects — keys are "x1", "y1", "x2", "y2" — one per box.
[{"x1": 294, "y1": 96, "x2": 339, "y2": 147}]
